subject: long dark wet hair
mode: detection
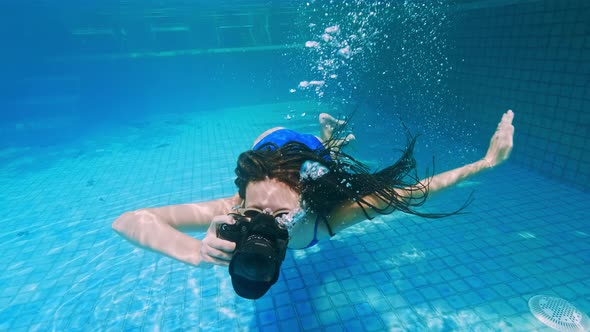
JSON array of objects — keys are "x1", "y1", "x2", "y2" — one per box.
[{"x1": 234, "y1": 115, "x2": 471, "y2": 224}]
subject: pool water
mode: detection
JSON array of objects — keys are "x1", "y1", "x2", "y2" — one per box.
[
  {"x1": 1, "y1": 101, "x2": 588, "y2": 331},
  {"x1": 1, "y1": 0, "x2": 589, "y2": 331}
]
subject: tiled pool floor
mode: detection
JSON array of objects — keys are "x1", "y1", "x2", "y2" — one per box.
[{"x1": 0, "y1": 103, "x2": 588, "y2": 331}]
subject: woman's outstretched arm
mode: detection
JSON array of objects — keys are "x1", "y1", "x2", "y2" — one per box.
[
  {"x1": 328, "y1": 110, "x2": 515, "y2": 232},
  {"x1": 112, "y1": 194, "x2": 240, "y2": 267},
  {"x1": 420, "y1": 110, "x2": 514, "y2": 194}
]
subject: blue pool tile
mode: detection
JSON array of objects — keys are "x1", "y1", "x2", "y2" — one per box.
[
  {"x1": 471, "y1": 321, "x2": 495, "y2": 332},
  {"x1": 255, "y1": 299, "x2": 275, "y2": 311},
  {"x1": 295, "y1": 302, "x2": 314, "y2": 316},
  {"x1": 314, "y1": 262, "x2": 336, "y2": 274},
  {"x1": 215, "y1": 320, "x2": 240, "y2": 332},
  {"x1": 428, "y1": 258, "x2": 448, "y2": 271},
  {"x1": 354, "y1": 302, "x2": 374, "y2": 317},
  {"x1": 521, "y1": 276, "x2": 548, "y2": 292},
  {"x1": 346, "y1": 290, "x2": 366, "y2": 304},
  {"x1": 399, "y1": 264, "x2": 419, "y2": 277},
  {"x1": 300, "y1": 314, "x2": 320, "y2": 330},
  {"x1": 492, "y1": 269, "x2": 517, "y2": 283},
  {"x1": 277, "y1": 304, "x2": 297, "y2": 320},
  {"x1": 279, "y1": 318, "x2": 300, "y2": 332},
  {"x1": 408, "y1": 275, "x2": 428, "y2": 288},
  {"x1": 394, "y1": 278, "x2": 414, "y2": 292},
  {"x1": 301, "y1": 275, "x2": 323, "y2": 289},
  {"x1": 329, "y1": 293, "x2": 348, "y2": 306},
  {"x1": 363, "y1": 262, "x2": 382, "y2": 273},
  {"x1": 418, "y1": 285, "x2": 441, "y2": 301},
  {"x1": 388, "y1": 294, "x2": 409, "y2": 309},
  {"x1": 377, "y1": 283, "x2": 398, "y2": 296},
  {"x1": 474, "y1": 304, "x2": 501, "y2": 321},
  {"x1": 489, "y1": 300, "x2": 520, "y2": 317},
  {"x1": 324, "y1": 324, "x2": 345, "y2": 332},
  {"x1": 286, "y1": 277, "x2": 305, "y2": 291},
  {"x1": 431, "y1": 247, "x2": 451, "y2": 258},
  {"x1": 298, "y1": 264, "x2": 314, "y2": 276},
  {"x1": 318, "y1": 309, "x2": 339, "y2": 325},
  {"x1": 507, "y1": 279, "x2": 534, "y2": 294},
  {"x1": 324, "y1": 281, "x2": 342, "y2": 294},
  {"x1": 446, "y1": 293, "x2": 469, "y2": 310},
  {"x1": 363, "y1": 316, "x2": 385, "y2": 331},
  {"x1": 307, "y1": 285, "x2": 327, "y2": 298},
  {"x1": 402, "y1": 289, "x2": 426, "y2": 306},
  {"x1": 492, "y1": 283, "x2": 518, "y2": 298},
  {"x1": 343, "y1": 320, "x2": 365, "y2": 332},
  {"x1": 340, "y1": 278, "x2": 358, "y2": 291},
  {"x1": 553, "y1": 284, "x2": 579, "y2": 299},
  {"x1": 257, "y1": 309, "x2": 277, "y2": 326},
  {"x1": 362, "y1": 286, "x2": 382, "y2": 299},
  {"x1": 386, "y1": 268, "x2": 404, "y2": 280},
  {"x1": 463, "y1": 291, "x2": 485, "y2": 306},
  {"x1": 161, "y1": 317, "x2": 182, "y2": 330},
  {"x1": 291, "y1": 288, "x2": 309, "y2": 303},
  {"x1": 465, "y1": 275, "x2": 486, "y2": 289},
  {"x1": 273, "y1": 291, "x2": 292, "y2": 307},
  {"x1": 347, "y1": 264, "x2": 367, "y2": 277},
  {"x1": 398, "y1": 313, "x2": 427, "y2": 331},
  {"x1": 355, "y1": 274, "x2": 375, "y2": 288},
  {"x1": 453, "y1": 264, "x2": 474, "y2": 278},
  {"x1": 439, "y1": 268, "x2": 460, "y2": 282},
  {"x1": 434, "y1": 283, "x2": 455, "y2": 297},
  {"x1": 380, "y1": 311, "x2": 403, "y2": 329},
  {"x1": 369, "y1": 299, "x2": 392, "y2": 315},
  {"x1": 423, "y1": 272, "x2": 446, "y2": 285},
  {"x1": 369, "y1": 271, "x2": 389, "y2": 284},
  {"x1": 313, "y1": 296, "x2": 333, "y2": 312},
  {"x1": 336, "y1": 306, "x2": 356, "y2": 321}
]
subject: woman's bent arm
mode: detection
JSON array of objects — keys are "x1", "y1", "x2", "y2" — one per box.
[
  {"x1": 112, "y1": 209, "x2": 204, "y2": 266},
  {"x1": 112, "y1": 194, "x2": 240, "y2": 267}
]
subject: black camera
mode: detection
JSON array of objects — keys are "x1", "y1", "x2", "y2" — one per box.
[{"x1": 217, "y1": 213, "x2": 289, "y2": 299}]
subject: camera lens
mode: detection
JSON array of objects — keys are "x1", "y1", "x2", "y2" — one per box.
[{"x1": 233, "y1": 252, "x2": 276, "y2": 282}]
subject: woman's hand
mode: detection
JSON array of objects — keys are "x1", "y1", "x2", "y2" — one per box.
[
  {"x1": 483, "y1": 110, "x2": 515, "y2": 168},
  {"x1": 199, "y1": 215, "x2": 237, "y2": 267}
]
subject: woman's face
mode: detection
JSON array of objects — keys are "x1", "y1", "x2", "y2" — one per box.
[{"x1": 244, "y1": 178, "x2": 300, "y2": 212}]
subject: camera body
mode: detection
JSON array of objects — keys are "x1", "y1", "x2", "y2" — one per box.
[{"x1": 217, "y1": 213, "x2": 290, "y2": 299}]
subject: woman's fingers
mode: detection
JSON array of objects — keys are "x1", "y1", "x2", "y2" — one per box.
[
  {"x1": 200, "y1": 214, "x2": 237, "y2": 267},
  {"x1": 501, "y1": 109, "x2": 514, "y2": 124},
  {"x1": 497, "y1": 110, "x2": 514, "y2": 130},
  {"x1": 485, "y1": 110, "x2": 516, "y2": 167},
  {"x1": 208, "y1": 215, "x2": 235, "y2": 235},
  {"x1": 206, "y1": 236, "x2": 236, "y2": 254},
  {"x1": 201, "y1": 244, "x2": 233, "y2": 266},
  {"x1": 505, "y1": 110, "x2": 514, "y2": 123}
]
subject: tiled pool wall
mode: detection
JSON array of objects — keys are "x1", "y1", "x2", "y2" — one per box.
[{"x1": 447, "y1": 0, "x2": 590, "y2": 191}]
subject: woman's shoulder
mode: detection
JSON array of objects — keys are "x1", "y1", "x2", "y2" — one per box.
[{"x1": 287, "y1": 212, "x2": 332, "y2": 249}]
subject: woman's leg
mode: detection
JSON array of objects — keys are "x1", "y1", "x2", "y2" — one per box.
[{"x1": 318, "y1": 113, "x2": 355, "y2": 151}]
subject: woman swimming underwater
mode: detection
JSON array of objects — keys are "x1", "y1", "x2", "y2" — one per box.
[{"x1": 113, "y1": 110, "x2": 515, "y2": 298}]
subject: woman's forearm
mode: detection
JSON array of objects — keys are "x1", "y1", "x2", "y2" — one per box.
[
  {"x1": 425, "y1": 159, "x2": 491, "y2": 194},
  {"x1": 112, "y1": 210, "x2": 203, "y2": 266}
]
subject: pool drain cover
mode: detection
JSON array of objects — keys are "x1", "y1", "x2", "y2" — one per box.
[{"x1": 528, "y1": 295, "x2": 590, "y2": 332}]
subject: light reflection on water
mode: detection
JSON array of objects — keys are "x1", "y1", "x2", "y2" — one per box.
[
  {"x1": 44, "y1": 242, "x2": 255, "y2": 331},
  {"x1": 7, "y1": 186, "x2": 543, "y2": 331}
]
